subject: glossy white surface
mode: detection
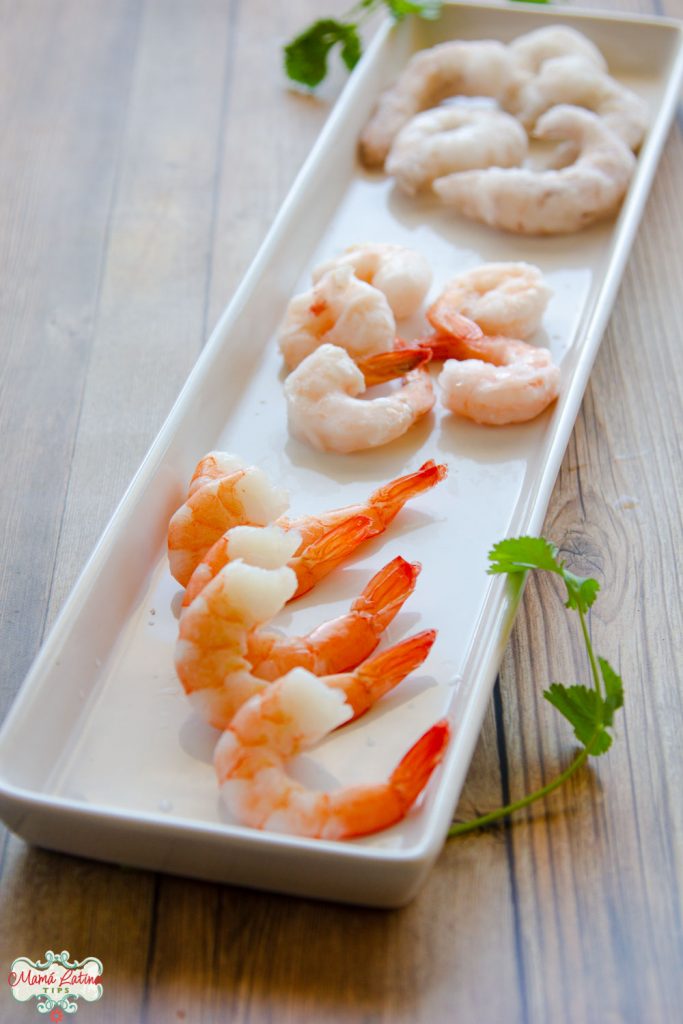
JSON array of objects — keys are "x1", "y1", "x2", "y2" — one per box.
[{"x1": 1, "y1": 2, "x2": 681, "y2": 906}]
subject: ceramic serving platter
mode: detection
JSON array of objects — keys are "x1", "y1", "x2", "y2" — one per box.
[{"x1": 1, "y1": 2, "x2": 682, "y2": 908}]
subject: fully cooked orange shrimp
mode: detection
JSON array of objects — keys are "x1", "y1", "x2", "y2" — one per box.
[
  {"x1": 437, "y1": 333, "x2": 560, "y2": 426},
  {"x1": 311, "y1": 243, "x2": 432, "y2": 320},
  {"x1": 426, "y1": 263, "x2": 551, "y2": 341},
  {"x1": 215, "y1": 668, "x2": 449, "y2": 839},
  {"x1": 176, "y1": 542, "x2": 436, "y2": 729},
  {"x1": 278, "y1": 265, "x2": 396, "y2": 371},
  {"x1": 359, "y1": 40, "x2": 518, "y2": 168},
  {"x1": 176, "y1": 454, "x2": 447, "y2": 601},
  {"x1": 168, "y1": 459, "x2": 288, "y2": 587},
  {"x1": 285, "y1": 344, "x2": 434, "y2": 453},
  {"x1": 182, "y1": 515, "x2": 374, "y2": 609},
  {"x1": 246, "y1": 554, "x2": 421, "y2": 680}
]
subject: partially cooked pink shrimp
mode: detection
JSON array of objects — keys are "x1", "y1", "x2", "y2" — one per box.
[
  {"x1": 176, "y1": 530, "x2": 433, "y2": 729},
  {"x1": 177, "y1": 454, "x2": 447, "y2": 601},
  {"x1": 285, "y1": 344, "x2": 435, "y2": 453},
  {"x1": 215, "y1": 668, "x2": 450, "y2": 839},
  {"x1": 437, "y1": 333, "x2": 560, "y2": 426}
]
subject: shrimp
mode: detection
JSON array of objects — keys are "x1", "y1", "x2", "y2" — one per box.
[
  {"x1": 433, "y1": 105, "x2": 636, "y2": 235},
  {"x1": 214, "y1": 668, "x2": 450, "y2": 839},
  {"x1": 437, "y1": 333, "x2": 560, "y2": 426},
  {"x1": 426, "y1": 263, "x2": 551, "y2": 341},
  {"x1": 168, "y1": 462, "x2": 288, "y2": 587},
  {"x1": 359, "y1": 40, "x2": 518, "y2": 168},
  {"x1": 284, "y1": 344, "x2": 434, "y2": 453},
  {"x1": 508, "y1": 25, "x2": 608, "y2": 75},
  {"x1": 278, "y1": 265, "x2": 395, "y2": 371},
  {"x1": 385, "y1": 107, "x2": 528, "y2": 196},
  {"x1": 246, "y1": 553, "x2": 422, "y2": 680},
  {"x1": 176, "y1": 539, "x2": 437, "y2": 729},
  {"x1": 513, "y1": 55, "x2": 648, "y2": 152},
  {"x1": 311, "y1": 243, "x2": 432, "y2": 320},
  {"x1": 179, "y1": 454, "x2": 447, "y2": 603}
]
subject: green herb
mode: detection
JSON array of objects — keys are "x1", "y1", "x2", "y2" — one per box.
[
  {"x1": 283, "y1": 1, "x2": 443, "y2": 89},
  {"x1": 449, "y1": 536, "x2": 623, "y2": 837}
]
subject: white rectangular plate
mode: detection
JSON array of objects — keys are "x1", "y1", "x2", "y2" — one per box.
[{"x1": 1, "y1": 2, "x2": 682, "y2": 907}]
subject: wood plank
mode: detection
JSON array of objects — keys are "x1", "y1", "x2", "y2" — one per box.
[
  {"x1": 0, "y1": 0, "x2": 141, "y2": 714},
  {"x1": 0, "y1": 3, "x2": 238, "y2": 1022},
  {"x1": 491, "y1": 0, "x2": 683, "y2": 1018}
]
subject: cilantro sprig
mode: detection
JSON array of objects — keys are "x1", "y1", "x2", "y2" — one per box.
[
  {"x1": 449, "y1": 536, "x2": 623, "y2": 837},
  {"x1": 284, "y1": 1, "x2": 443, "y2": 89}
]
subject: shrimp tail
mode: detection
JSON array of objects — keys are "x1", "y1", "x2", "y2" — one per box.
[
  {"x1": 357, "y1": 347, "x2": 431, "y2": 386},
  {"x1": 325, "y1": 718, "x2": 450, "y2": 839},
  {"x1": 389, "y1": 719, "x2": 450, "y2": 806},
  {"x1": 368, "y1": 460, "x2": 448, "y2": 527},
  {"x1": 426, "y1": 307, "x2": 483, "y2": 343},
  {"x1": 348, "y1": 628, "x2": 437, "y2": 711},
  {"x1": 350, "y1": 556, "x2": 421, "y2": 634},
  {"x1": 417, "y1": 333, "x2": 472, "y2": 361},
  {"x1": 291, "y1": 514, "x2": 375, "y2": 599}
]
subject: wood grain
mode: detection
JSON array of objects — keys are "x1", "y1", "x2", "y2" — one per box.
[{"x1": 0, "y1": 1, "x2": 681, "y2": 1022}]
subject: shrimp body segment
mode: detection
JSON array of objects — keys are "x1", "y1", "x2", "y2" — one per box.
[
  {"x1": 215, "y1": 669, "x2": 450, "y2": 839},
  {"x1": 434, "y1": 105, "x2": 635, "y2": 235},
  {"x1": 386, "y1": 107, "x2": 528, "y2": 196},
  {"x1": 312, "y1": 243, "x2": 432, "y2": 320},
  {"x1": 514, "y1": 56, "x2": 648, "y2": 151},
  {"x1": 176, "y1": 526, "x2": 433, "y2": 728},
  {"x1": 285, "y1": 344, "x2": 435, "y2": 453},
  {"x1": 168, "y1": 463, "x2": 289, "y2": 587},
  {"x1": 427, "y1": 262, "x2": 551, "y2": 341},
  {"x1": 278, "y1": 265, "x2": 395, "y2": 371},
  {"x1": 359, "y1": 40, "x2": 518, "y2": 168},
  {"x1": 438, "y1": 334, "x2": 560, "y2": 426},
  {"x1": 508, "y1": 25, "x2": 608, "y2": 75}
]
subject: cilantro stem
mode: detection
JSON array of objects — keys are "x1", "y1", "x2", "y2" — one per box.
[
  {"x1": 449, "y1": 729, "x2": 605, "y2": 837},
  {"x1": 578, "y1": 605, "x2": 603, "y2": 699}
]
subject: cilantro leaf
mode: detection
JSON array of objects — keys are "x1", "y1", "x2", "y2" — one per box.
[
  {"x1": 284, "y1": 19, "x2": 363, "y2": 88},
  {"x1": 385, "y1": 0, "x2": 443, "y2": 21},
  {"x1": 488, "y1": 536, "x2": 562, "y2": 576},
  {"x1": 562, "y1": 569, "x2": 600, "y2": 613},
  {"x1": 599, "y1": 657, "x2": 624, "y2": 724},
  {"x1": 544, "y1": 683, "x2": 612, "y2": 755}
]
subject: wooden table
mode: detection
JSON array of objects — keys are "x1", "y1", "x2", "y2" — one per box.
[{"x1": 1, "y1": 1, "x2": 681, "y2": 1021}]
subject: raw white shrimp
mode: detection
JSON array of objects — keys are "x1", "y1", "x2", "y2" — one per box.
[
  {"x1": 214, "y1": 668, "x2": 450, "y2": 839},
  {"x1": 284, "y1": 344, "x2": 435, "y2": 453},
  {"x1": 427, "y1": 262, "x2": 551, "y2": 340},
  {"x1": 312, "y1": 243, "x2": 431, "y2": 319},
  {"x1": 438, "y1": 334, "x2": 560, "y2": 425},
  {"x1": 385, "y1": 107, "x2": 528, "y2": 196},
  {"x1": 513, "y1": 55, "x2": 648, "y2": 151},
  {"x1": 359, "y1": 40, "x2": 518, "y2": 168},
  {"x1": 433, "y1": 105, "x2": 635, "y2": 235},
  {"x1": 508, "y1": 25, "x2": 608, "y2": 75},
  {"x1": 278, "y1": 265, "x2": 395, "y2": 371}
]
